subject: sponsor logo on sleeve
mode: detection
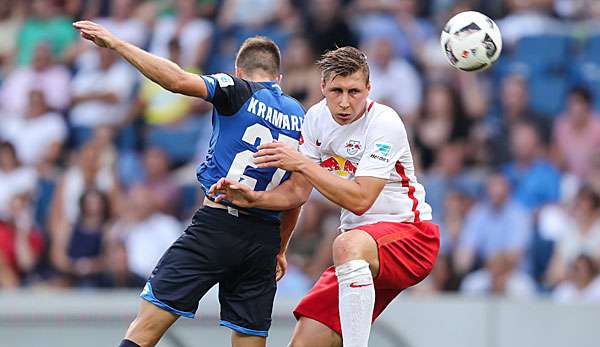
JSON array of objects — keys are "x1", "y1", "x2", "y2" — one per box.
[
  {"x1": 211, "y1": 73, "x2": 234, "y2": 87},
  {"x1": 369, "y1": 142, "x2": 393, "y2": 163}
]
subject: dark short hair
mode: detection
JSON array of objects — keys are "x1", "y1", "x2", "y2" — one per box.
[
  {"x1": 316, "y1": 46, "x2": 370, "y2": 82},
  {"x1": 569, "y1": 86, "x2": 593, "y2": 105},
  {"x1": 235, "y1": 36, "x2": 281, "y2": 77}
]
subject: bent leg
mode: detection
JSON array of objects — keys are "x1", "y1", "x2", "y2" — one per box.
[
  {"x1": 332, "y1": 229, "x2": 379, "y2": 275},
  {"x1": 288, "y1": 317, "x2": 342, "y2": 347},
  {"x1": 124, "y1": 300, "x2": 179, "y2": 347},
  {"x1": 332, "y1": 229, "x2": 379, "y2": 347}
]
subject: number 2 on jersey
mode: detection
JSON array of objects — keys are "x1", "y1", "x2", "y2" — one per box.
[{"x1": 226, "y1": 124, "x2": 299, "y2": 190}]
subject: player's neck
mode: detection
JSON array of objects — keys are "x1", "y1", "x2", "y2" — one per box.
[{"x1": 239, "y1": 72, "x2": 277, "y2": 83}]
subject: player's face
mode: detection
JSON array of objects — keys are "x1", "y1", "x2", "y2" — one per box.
[{"x1": 321, "y1": 71, "x2": 370, "y2": 125}]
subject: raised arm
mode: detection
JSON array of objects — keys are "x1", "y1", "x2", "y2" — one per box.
[{"x1": 73, "y1": 20, "x2": 207, "y2": 98}]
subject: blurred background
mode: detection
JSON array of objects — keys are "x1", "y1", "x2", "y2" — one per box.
[{"x1": 0, "y1": 0, "x2": 600, "y2": 346}]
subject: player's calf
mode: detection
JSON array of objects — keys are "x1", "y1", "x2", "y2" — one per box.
[{"x1": 332, "y1": 230, "x2": 379, "y2": 347}]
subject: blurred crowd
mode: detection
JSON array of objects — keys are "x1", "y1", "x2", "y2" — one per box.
[{"x1": 1, "y1": 0, "x2": 600, "y2": 304}]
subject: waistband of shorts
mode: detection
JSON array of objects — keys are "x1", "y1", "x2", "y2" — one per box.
[{"x1": 200, "y1": 202, "x2": 280, "y2": 226}]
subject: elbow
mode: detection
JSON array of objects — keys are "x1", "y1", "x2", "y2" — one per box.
[
  {"x1": 349, "y1": 201, "x2": 372, "y2": 216},
  {"x1": 164, "y1": 71, "x2": 188, "y2": 93}
]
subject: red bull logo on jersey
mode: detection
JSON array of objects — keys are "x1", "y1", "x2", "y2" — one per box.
[
  {"x1": 320, "y1": 156, "x2": 357, "y2": 178},
  {"x1": 344, "y1": 140, "x2": 361, "y2": 155}
]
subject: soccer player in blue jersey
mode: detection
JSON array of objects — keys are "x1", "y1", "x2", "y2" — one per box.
[{"x1": 74, "y1": 21, "x2": 309, "y2": 347}]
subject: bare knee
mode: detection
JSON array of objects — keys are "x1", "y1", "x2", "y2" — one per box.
[
  {"x1": 332, "y1": 230, "x2": 378, "y2": 269},
  {"x1": 125, "y1": 301, "x2": 178, "y2": 347}
]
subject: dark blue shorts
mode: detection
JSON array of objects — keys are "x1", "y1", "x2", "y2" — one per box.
[{"x1": 140, "y1": 206, "x2": 281, "y2": 337}]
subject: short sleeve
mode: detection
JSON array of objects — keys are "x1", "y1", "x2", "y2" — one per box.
[
  {"x1": 200, "y1": 73, "x2": 254, "y2": 116},
  {"x1": 355, "y1": 112, "x2": 408, "y2": 180},
  {"x1": 299, "y1": 106, "x2": 321, "y2": 163}
]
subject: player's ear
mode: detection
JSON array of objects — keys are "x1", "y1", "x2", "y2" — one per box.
[
  {"x1": 366, "y1": 79, "x2": 371, "y2": 92},
  {"x1": 320, "y1": 79, "x2": 326, "y2": 95},
  {"x1": 277, "y1": 73, "x2": 283, "y2": 84},
  {"x1": 234, "y1": 66, "x2": 242, "y2": 78}
]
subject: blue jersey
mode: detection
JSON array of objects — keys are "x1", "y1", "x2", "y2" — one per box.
[{"x1": 197, "y1": 73, "x2": 305, "y2": 221}]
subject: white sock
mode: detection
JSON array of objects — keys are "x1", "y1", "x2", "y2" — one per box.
[{"x1": 335, "y1": 259, "x2": 375, "y2": 347}]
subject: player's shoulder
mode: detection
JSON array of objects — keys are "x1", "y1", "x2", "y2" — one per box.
[
  {"x1": 305, "y1": 99, "x2": 328, "y2": 119},
  {"x1": 280, "y1": 93, "x2": 306, "y2": 117},
  {"x1": 368, "y1": 101, "x2": 406, "y2": 130}
]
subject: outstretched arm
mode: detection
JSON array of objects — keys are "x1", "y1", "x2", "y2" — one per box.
[{"x1": 73, "y1": 20, "x2": 207, "y2": 98}]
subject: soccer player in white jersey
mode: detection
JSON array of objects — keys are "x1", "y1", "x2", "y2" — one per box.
[{"x1": 210, "y1": 47, "x2": 440, "y2": 347}]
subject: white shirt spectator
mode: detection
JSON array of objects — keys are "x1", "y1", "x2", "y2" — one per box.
[
  {"x1": 0, "y1": 65, "x2": 71, "y2": 115},
  {"x1": 70, "y1": 61, "x2": 136, "y2": 127},
  {"x1": 0, "y1": 167, "x2": 37, "y2": 218},
  {"x1": 123, "y1": 213, "x2": 181, "y2": 278},
  {"x1": 369, "y1": 59, "x2": 422, "y2": 116},
  {"x1": 553, "y1": 276, "x2": 600, "y2": 303},
  {"x1": 0, "y1": 112, "x2": 67, "y2": 165},
  {"x1": 556, "y1": 219, "x2": 600, "y2": 265},
  {"x1": 149, "y1": 16, "x2": 212, "y2": 68},
  {"x1": 75, "y1": 17, "x2": 148, "y2": 71}
]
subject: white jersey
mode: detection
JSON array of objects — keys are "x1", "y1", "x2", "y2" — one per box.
[{"x1": 300, "y1": 99, "x2": 432, "y2": 230}]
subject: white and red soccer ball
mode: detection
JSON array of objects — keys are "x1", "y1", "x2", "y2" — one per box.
[{"x1": 440, "y1": 11, "x2": 503, "y2": 72}]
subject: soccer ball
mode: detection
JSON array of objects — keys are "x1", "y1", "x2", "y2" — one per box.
[{"x1": 440, "y1": 11, "x2": 502, "y2": 71}]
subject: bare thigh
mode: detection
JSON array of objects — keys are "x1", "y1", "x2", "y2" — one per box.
[
  {"x1": 288, "y1": 317, "x2": 342, "y2": 347},
  {"x1": 124, "y1": 300, "x2": 179, "y2": 347}
]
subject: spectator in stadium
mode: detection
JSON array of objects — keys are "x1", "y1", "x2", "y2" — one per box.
[
  {"x1": 497, "y1": 0, "x2": 560, "y2": 48},
  {"x1": 0, "y1": 0, "x2": 24, "y2": 74},
  {"x1": 50, "y1": 189, "x2": 111, "y2": 287},
  {"x1": 149, "y1": 0, "x2": 212, "y2": 70},
  {"x1": 69, "y1": 46, "x2": 137, "y2": 145},
  {"x1": 0, "y1": 90, "x2": 67, "y2": 168},
  {"x1": 460, "y1": 251, "x2": 537, "y2": 298},
  {"x1": 0, "y1": 142, "x2": 37, "y2": 220},
  {"x1": 415, "y1": 81, "x2": 474, "y2": 169},
  {"x1": 280, "y1": 34, "x2": 322, "y2": 109},
  {"x1": 129, "y1": 38, "x2": 209, "y2": 127},
  {"x1": 546, "y1": 186, "x2": 600, "y2": 286},
  {"x1": 454, "y1": 173, "x2": 532, "y2": 275},
  {"x1": 48, "y1": 140, "x2": 118, "y2": 235},
  {"x1": 352, "y1": 0, "x2": 433, "y2": 61},
  {"x1": 553, "y1": 87, "x2": 600, "y2": 180},
  {"x1": 552, "y1": 254, "x2": 600, "y2": 302},
  {"x1": 69, "y1": 0, "x2": 149, "y2": 71},
  {"x1": 503, "y1": 121, "x2": 561, "y2": 210},
  {"x1": 137, "y1": 147, "x2": 181, "y2": 217},
  {"x1": 486, "y1": 74, "x2": 550, "y2": 166},
  {"x1": 0, "y1": 193, "x2": 44, "y2": 288},
  {"x1": 302, "y1": 0, "x2": 358, "y2": 55},
  {"x1": 0, "y1": 42, "x2": 71, "y2": 115},
  {"x1": 108, "y1": 185, "x2": 180, "y2": 281},
  {"x1": 16, "y1": 0, "x2": 76, "y2": 65},
  {"x1": 422, "y1": 142, "x2": 482, "y2": 225},
  {"x1": 365, "y1": 36, "x2": 422, "y2": 121}
]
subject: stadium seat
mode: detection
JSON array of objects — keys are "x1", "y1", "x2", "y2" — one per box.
[
  {"x1": 512, "y1": 35, "x2": 573, "y2": 75},
  {"x1": 528, "y1": 75, "x2": 569, "y2": 116}
]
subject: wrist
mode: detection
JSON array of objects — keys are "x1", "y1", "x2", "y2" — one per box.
[{"x1": 296, "y1": 156, "x2": 311, "y2": 173}]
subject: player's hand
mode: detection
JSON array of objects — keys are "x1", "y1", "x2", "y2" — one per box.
[
  {"x1": 254, "y1": 142, "x2": 306, "y2": 171},
  {"x1": 73, "y1": 20, "x2": 119, "y2": 49},
  {"x1": 208, "y1": 178, "x2": 259, "y2": 208},
  {"x1": 275, "y1": 252, "x2": 287, "y2": 281}
]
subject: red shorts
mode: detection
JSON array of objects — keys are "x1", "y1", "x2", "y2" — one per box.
[{"x1": 293, "y1": 221, "x2": 440, "y2": 336}]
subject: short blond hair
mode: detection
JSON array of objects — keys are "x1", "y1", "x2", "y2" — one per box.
[
  {"x1": 316, "y1": 46, "x2": 369, "y2": 82},
  {"x1": 235, "y1": 36, "x2": 281, "y2": 77}
]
